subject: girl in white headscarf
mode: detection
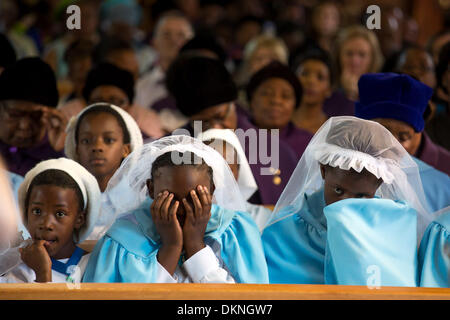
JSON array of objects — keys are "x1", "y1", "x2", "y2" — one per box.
[
  {"x1": 65, "y1": 102, "x2": 143, "y2": 239},
  {"x1": 197, "y1": 128, "x2": 272, "y2": 231},
  {"x1": 262, "y1": 116, "x2": 435, "y2": 286},
  {"x1": 83, "y1": 135, "x2": 269, "y2": 283},
  {"x1": 0, "y1": 158, "x2": 101, "y2": 283}
]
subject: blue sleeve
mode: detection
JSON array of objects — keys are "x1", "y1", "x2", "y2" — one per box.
[
  {"x1": 418, "y1": 212, "x2": 450, "y2": 288},
  {"x1": 262, "y1": 212, "x2": 326, "y2": 284},
  {"x1": 82, "y1": 220, "x2": 159, "y2": 283},
  {"x1": 218, "y1": 212, "x2": 269, "y2": 284},
  {"x1": 324, "y1": 198, "x2": 418, "y2": 287}
]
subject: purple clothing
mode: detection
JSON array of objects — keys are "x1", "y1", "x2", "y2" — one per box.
[
  {"x1": 173, "y1": 115, "x2": 299, "y2": 205},
  {"x1": 0, "y1": 135, "x2": 64, "y2": 177},
  {"x1": 237, "y1": 116, "x2": 299, "y2": 205},
  {"x1": 279, "y1": 122, "x2": 313, "y2": 160},
  {"x1": 416, "y1": 132, "x2": 450, "y2": 176},
  {"x1": 323, "y1": 90, "x2": 355, "y2": 117},
  {"x1": 151, "y1": 95, "x2": 177, "y2": 113}
]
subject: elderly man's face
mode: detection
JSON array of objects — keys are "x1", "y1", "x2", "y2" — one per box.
[
  {"x1": 0, "y1": 100, "x2": 46, "y2": 148},
  {"x1": 153, "y1": 17, "x2": 193, "y2": 65}
]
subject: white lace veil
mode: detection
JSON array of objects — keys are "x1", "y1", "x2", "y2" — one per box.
[
  {"x1": 100, "y1": 135, "x2": 247, "y2": 234},
  {"x1": 196, "y1": 129, "x2": 258, "y2": 201},
  {"x1": 265, "y1": 116, "x2": 434, "y2": 242},
  {"x1": 0, "y1": 168, "x2": 19, "y2": 255}
]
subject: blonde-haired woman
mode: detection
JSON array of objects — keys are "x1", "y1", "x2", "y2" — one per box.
[
  {"x1": 235, "y1": 34, "x2": 289, "y2": 111},
  {"x1": 334, "y1": 25, "x2": 384, "y2": 101}
]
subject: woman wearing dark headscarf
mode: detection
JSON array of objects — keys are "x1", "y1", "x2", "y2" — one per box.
[
  {"x1": 0, "y1": 58, "x2": 66, "y2": 176},
  {"x1": 166, "y1": 55, "x2": 298, "y2": 206},
  {"x1": 246, "y1": 61, "x2": 313, "y2": 160}
]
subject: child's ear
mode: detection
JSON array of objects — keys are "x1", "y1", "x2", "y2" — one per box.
[
  {"x1": 146, "y1": 179, "x2": 155, "y2": 199},
  {"x1": 74, "y1": 211, "x2": 86, "y2": 230},
  {"x1": 122, "y1": 143, "x2": 131, "y2": 158}
]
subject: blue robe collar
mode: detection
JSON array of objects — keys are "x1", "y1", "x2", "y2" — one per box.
[
  {"x1": 301, "y1": 189, "x2": 328, "y2": 230},
  {"x1": 51, "y1": 246, "x2": 84, "y2": 276}
]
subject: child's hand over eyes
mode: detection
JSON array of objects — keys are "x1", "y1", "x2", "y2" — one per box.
[
  {"x1": 151, "y1": 191, "x2": 183, "y2": 275},
  {"x1": 182, "y1": 185, "x2": 212, "y2": 259},
  {"x1": 19, "y1": 240, "x2": 52, "y2": 282}
]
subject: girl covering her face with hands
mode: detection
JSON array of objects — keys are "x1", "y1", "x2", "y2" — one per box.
[{"x1": 83, "y1": 135, "x2": 268, "y2": 283}]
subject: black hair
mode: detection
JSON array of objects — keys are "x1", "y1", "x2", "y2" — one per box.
[
  {"x1": 74, "y1": 103, "x2": 131, "y2": 145},
  {"x1": 24, "y1": 169, "x2": 85, "y2": 222},
  {"x1": 64, "y1": 39, "x2": 95, "y2": 65},
  {"x1": 92, "y1": 37, "x2": 134, "y2": 66},
  {"x1": 151, "y1": 151, "x2": 214, "y2": 187},
  {"x1": 292, "y1": 47, "x2": 334, "y2": 86},
  {"x1": 179, "y1": 31, "x2": 227, "y2": 64},
  {"x1": 0, "y1": 33, "x2": 16, "y2": 69},
  {"x1": 234, "y1": 15, "x2": 264, "y2": 33}
]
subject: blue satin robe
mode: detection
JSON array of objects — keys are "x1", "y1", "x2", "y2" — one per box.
[
  {"x1": 83, "y1": 198, "x2": 269, "y2": 283},
  {"x1": 262, "y1": 189, "x2": 419, "y2": 286},
  {"x1": 418, "y1": 208, "x2": 450, "y2": 287}
]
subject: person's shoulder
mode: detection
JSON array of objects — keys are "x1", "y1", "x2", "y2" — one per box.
[
  {"x1": 414, "y1": 156, "x2": 449, "y2": 177},
  {"x1": 104, "y1": 211, "x2": 156, "y2": 258},
  {"x1": 288, "y1": 121, "x2": 313, "y2": 139},
  {"x1": 209, "y1": 205, "x2": 260, "y2": 239}
]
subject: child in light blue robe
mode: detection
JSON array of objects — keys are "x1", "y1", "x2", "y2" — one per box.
[
  {"x1": 83, "y1": 136, "x2": 268, "y2": 283},
  {"x1": 262, "y1": 117, "x2": 433, "y2": 286},
  {"x1": 418, "y1": 207, "x2": 449, "y2": 287},
  {"x1": 83, "y1": 198, "x2": 267, "y2": 283}
]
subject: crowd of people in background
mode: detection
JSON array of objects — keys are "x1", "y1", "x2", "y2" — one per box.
[{"x1": 0, "y1": 0, "x2": 449, "y2": 287}]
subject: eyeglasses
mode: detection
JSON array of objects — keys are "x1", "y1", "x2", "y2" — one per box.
[
  {"x1": 191, "y1": 103, "x2": 235, "y2": 130},
  {"x1": 0, "y1": 102, "x2": 43, "y2": 122}
]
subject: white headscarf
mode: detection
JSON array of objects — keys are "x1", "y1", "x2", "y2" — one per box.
[
  {"x1": 101, "y1": 135, "x2": 247, "y2": 228},
  {"x1": 64, "y1": 102, "x2": 143, "y2": 162},
  {"x1": 196, "y1": 129, "x2": 258, "y2": 201},
  {"x1": 17, "y1": 158, "x2": 101, "y2": 243},
  {"x1": 266, "y1": 116, "x2": 434, "y2": 242}
]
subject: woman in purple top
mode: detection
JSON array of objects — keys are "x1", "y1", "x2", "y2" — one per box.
[
  {"x1": 0, "y1": 58, "x2": 66, "y2": 176},
  {"x1": 246, "y1": 61, "x2": 313, "y2": 161},
  {"x1": 166, "y1": 55, "x2": 299, "y2": 205}
]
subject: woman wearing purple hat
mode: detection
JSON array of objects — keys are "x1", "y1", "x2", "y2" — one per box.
[
  {"x1": 355, "y1": 72, "x2": 450, "y2": 176},
  {"x1": 355, "y1": 72, "x2": 450, "y2": 212}
]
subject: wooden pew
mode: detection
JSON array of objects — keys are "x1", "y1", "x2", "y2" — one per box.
[{"x1": 0, "y1": 283, "x2": 448, "y2": 300}]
